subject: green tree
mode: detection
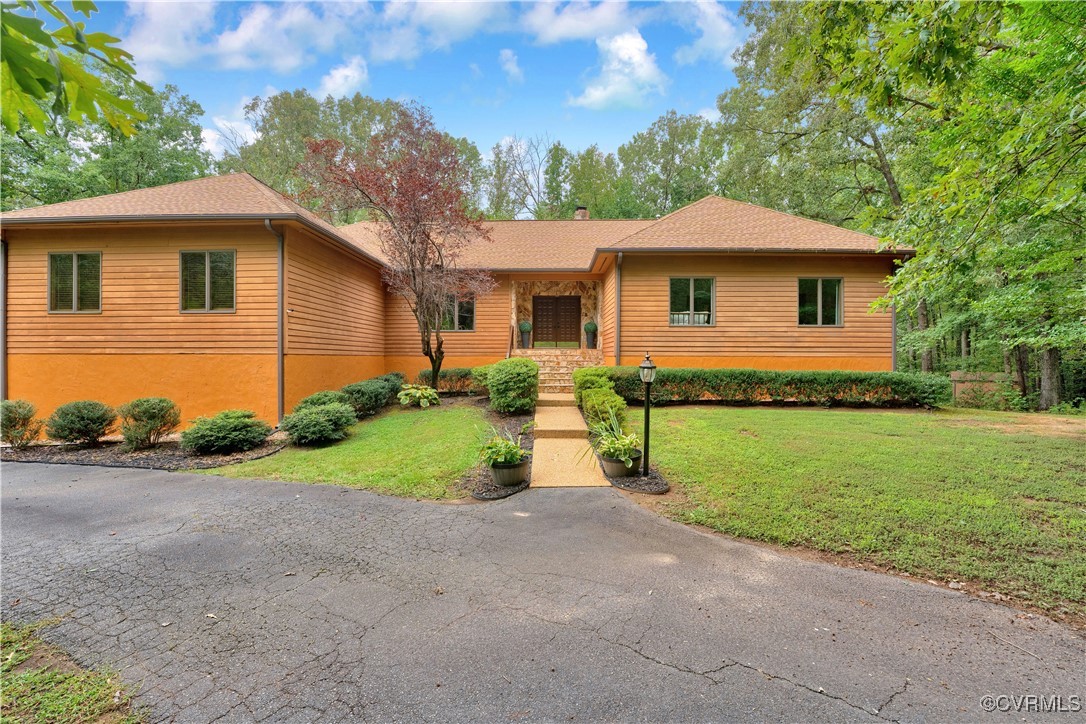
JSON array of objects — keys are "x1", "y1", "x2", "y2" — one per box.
[
  {"x1": 1, "y1": 0, "x2": 148, "y2": 135},
  {"x1": 2, "y1": 76, "x2": 212, "y2": 210},
  {"x1": 617, "y1": 110, "x2": 717, "y2": 217}
]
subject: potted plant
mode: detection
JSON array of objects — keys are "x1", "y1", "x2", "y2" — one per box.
[
  {"x1": 518, "y1": 320, "x2": 532, "y2": 348},
  {"x1": 480, "y1": 428, "x2": 531, "y2": 486},
  {"x1": 583, "y1": 409, "x2": 642, "y2": 477},
  {"x1": 584, "y1": 320, "x2": 598, "y2": 349}
]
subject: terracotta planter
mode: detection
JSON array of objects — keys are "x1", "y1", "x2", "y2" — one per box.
[
  {"x1": 490, "y1": 459, "x2": 530, "y2": 486},
  {"x1": 601, "y1": 450, "x2": 641, "y2": 477}
]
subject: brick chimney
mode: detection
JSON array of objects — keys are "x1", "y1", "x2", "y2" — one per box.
[{"x1": 574, "y1": 206, "x2": 590, "y2": 220}]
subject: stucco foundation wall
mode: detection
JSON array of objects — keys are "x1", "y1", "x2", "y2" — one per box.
[
  {"x1": 6, "y1": 353, "x2": 278, "y2": 425},
  {"x1": 284, "y1": 354, "x2": 386, "y2": 412},
  {"x1": 617, "y1": 355, "x2": 892, "y2": 372}
]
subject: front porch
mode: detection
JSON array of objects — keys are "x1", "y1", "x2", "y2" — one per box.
[
  {"x1": 511, "y1": 280, "x2": 601, "y2": 350},
  {"x1": 511, "y1": 348, "x2": 604, "y2": 393}
]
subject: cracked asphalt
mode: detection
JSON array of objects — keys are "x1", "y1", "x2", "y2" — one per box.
[{"x1": 1, "y1": 463, "x2": 1083, "y2": 723}]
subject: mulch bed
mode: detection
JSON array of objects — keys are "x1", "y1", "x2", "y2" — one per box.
[
  {"x1": 0, "y1": 438, "x2": 287, "y2": 471},
  {"x1": 453, "y1": 396, "x2": 535, "y2": 501},
  {"x1": 603, "y1": 465, "x2": 671, "y2": 495}
]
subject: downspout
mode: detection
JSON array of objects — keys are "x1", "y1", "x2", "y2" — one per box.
[
  {"x1": 0, "y1": 236, "x2": 7, "y2": 400},
  {"x1": 891, "y1": 303, "x2": 897, "y2": 372},
  {"x1": 264, "y1": 220, "x2": 285, "y2": 423},
  {"x1": 614, "y1": 252, "x2": 623, "y2": 367}
]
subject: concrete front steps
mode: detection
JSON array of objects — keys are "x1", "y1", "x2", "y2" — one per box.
[
  {"x1": 529, "y1": 393, "x2": 609, "y2": 488},
  {"x1": 512, "y1": 348, "x2": 604, "y2": 394}
]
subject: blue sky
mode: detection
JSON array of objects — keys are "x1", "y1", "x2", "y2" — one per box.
[{"x1": 90, "y1": 1, "x2": 747, "y2": 157}]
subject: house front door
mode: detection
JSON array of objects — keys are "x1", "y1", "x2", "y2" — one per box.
[{"x1": 533, "y1": 295, "x2": 581, "y2": 348}]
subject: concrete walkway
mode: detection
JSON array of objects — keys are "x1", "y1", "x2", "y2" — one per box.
[{"x1": 530, "y1": 393, "x2": 609, "y2": 488}]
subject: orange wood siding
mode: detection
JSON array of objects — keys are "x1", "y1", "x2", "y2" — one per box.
[
  {"x1": 619, "y1": 253, "x2": 895, "y2": 369},
  {"x1": 383, "y1": 274, "x2": 512, "y2": 358},
  {"x1": 600, "y1": 257, "x2": 617, "y2": 364},
  {"x1": 284, "y1": 227, "x2": 385, "y2": 355},
  {"x1": 5, "y1": 224, "x2": 278, "y2": 354}
]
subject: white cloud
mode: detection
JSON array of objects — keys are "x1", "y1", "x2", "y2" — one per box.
[
  {"x1": 123, "y1": 1, "x2": 219, "y2": 82},
  {"x1": 673, "y1": 0, "x2": 744, "y2": 68},
  {"x1": 698, "y1": 107, "x2": 721, "y2": 122},
  {"x1": 317, "y1": 56, "x2": 369, "y2": 98},
  {"x1": 523, "y1": 1, "x2": 635, "y2": 44},
  {"x1": 369, "y1": 0, "x2": 508, "y2": 63},
  {"x1": 499, "y1": 49, "x2": 523, "y2": 83},
  {"x1": 569, "y1": 31, "x2": 667, "y2": 110},
  {"x1": 200, "y1": 95, "x2": 262, "y2": 159}
]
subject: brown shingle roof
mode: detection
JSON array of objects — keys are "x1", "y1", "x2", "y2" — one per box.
[
  {"x1": 337, "y1": 219, "x2": 654, "y2": 271},
  {"x1": 607, "y1": 196, "x2": 891, "y2": 254},
  {"x1": 0, "y1": 173, "x2": 384, "y2": 266},
  {"x1": 2, "y1": 176, "x2": 900, "y2": 271}
]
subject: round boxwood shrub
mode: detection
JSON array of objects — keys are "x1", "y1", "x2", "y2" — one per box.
[
  {"x1": 118, "y1": 397, "x2": 181, "y2": 450},
  {"x1": 486, "y1": 358, "x2": 539, "y2": 414},
  {"x1": 294, "y1": 390, "x2": 352, "y2": 412},
  {"x1": 180, "y1": 410, "x2": 271, "y2": 455},
  {"x1": 280, "y1": 402, "x2": 356, "y2": 446},
  {"x1": 342, "y1": 379, "x2": 393, "y2": 418},
  {"x1": 1, "y1": 399, "x2": 44, "y2": 449},
  {"x1": 581, "y1": 388, "x2": 628, "y2": 427},
  {"x1": 46, "y1": 400, "x2": 117, "y2": 445}
]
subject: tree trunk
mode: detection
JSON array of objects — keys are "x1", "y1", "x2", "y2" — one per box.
[
  {"x1": 1038, "y1": 347, "x2": 1061, "y2": 410},
  {"x1": 1014, "y1": 344, "x2": 1030, "y2": 397},
  {"x1": 1003, "y1": 347, "x2": 1012, "y2": 375},
  {"x1": 917, "y1": 300, "x2": 933, "y2": 372},
  {"x1": 428, "y1": 332, "x2": 445, "y2": 388},
  {"x1": 960, "y1": 328, "x2": 970, "y2": 358}
]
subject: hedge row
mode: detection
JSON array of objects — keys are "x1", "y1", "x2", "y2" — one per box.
[{"x1": 575, "y1": 367, "x2": 951, "y2": 407}]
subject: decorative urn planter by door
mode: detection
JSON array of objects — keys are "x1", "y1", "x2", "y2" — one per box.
[
  {"x1": 584, "y1": 321, "x2": 598, "y2": 349},
  {"x1": 519, "y1": 321, "x2": 532, "y2": 349}
]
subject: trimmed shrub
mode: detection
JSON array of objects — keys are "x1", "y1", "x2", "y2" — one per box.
[
  {"x1": 46, "y1": 400, "x2": 117, "y2": 445},
  {"x1": 572, "y1": 367, "x2": 615, "y2": 406},
  {"x1": 416, "y1": 367, "x2": 476, "y2": 394},
  {"x1": 280, "y1": 402, "x2": 356, "y2": 445},
  {"x1": 342, "y1": 379, "x2": 393, "y2": 418},
  {"x1": 471, "y1": 365, "x2": 493, "y2": 395},
  {"x1": 376, "y1": 372, "x2": 406, "y2": 403},
  {"x1": 180, "y1": 410, "x2": 271, "y2": 455},
  {"x1": 294, "y1": 390, "x2": 352, "y2": 412},
  {"x1": 117, "y1": 397, "x2": 181, "y2": 450},
  {"x1": 486, "y1": 358, "x2": 539, "y2": 414},
  {"x1": 581, "y1": 388, "x2": 628, "y2": 427},
  {"x1": 583, "y1": 366, "x2": 951, "y2": 407},
  {"x1": 1, "y1": 400, "x2": 44, "y2": 449},
  {"x1": 398, "y1": 384, "x2": 441, "y2": 408}
]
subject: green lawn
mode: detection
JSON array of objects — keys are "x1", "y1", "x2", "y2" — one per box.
[
  {"x1": 1, "y1": 621, "x2": 143, "y2": 723},
  {"x1": 205, "y1": 404, "x2": 488, "y2": 499},
  {"x1": 642, "y1": 405, "x2": 1086, "y2": 618}
]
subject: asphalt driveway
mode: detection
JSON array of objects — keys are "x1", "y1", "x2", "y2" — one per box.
[{"x1": 1, "y1": 463, "x2": 1082, "y2": 722}]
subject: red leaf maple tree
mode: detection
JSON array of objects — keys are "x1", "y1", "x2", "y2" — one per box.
[{"x1": 301, "y1": 103, "x2": 495, "y2": 385}]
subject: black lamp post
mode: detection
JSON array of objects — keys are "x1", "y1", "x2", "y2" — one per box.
[{"x1": 638, "y1": 353, "x2": 656, "y2": 477}]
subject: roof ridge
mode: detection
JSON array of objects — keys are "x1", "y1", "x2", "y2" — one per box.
[
  {"x1": 603, "y1": 195, "x2": 719, "y2": 244},
  {"x1": 236, "y1": 172, "x2": 303, "y2": 215}
]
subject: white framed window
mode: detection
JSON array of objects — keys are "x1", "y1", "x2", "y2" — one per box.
[
  {"x1": 669, "y1": 277, "x2": 714, "y2": 326},
  {"x1": 180, "y1": 250, "x2": 236, "y2": 312},
  {"x1": 49, "y1": 252, "x2": 101, "y2": 313},
  {"x1": 798, "y1": 278, "x2": 842, "y2": 326},
  {"x1": 440, "y1": 296, "x2": 475, "y2": 331}
]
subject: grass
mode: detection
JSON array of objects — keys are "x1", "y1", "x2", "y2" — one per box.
[
  {"x1": 1, "y1": 621, "x2": 143, "y2": 723},
  {"x1": 206, "y1": 404, "x2": 489, "y2": 499},
  {"x1": 642, "y1": 405, "x2": 1086, "y2": 619}
]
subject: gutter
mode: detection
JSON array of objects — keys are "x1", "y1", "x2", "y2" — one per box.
[
  {"x1": 614, "y1": 252, "x2": 622, "y2": 367},
  {"x1": 264, "y1": 220, "x2": 285, "y2": 423}
]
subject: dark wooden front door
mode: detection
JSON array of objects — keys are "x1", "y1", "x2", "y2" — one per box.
[{"x1": 533, "y1": 296, "x2": 581, "y2": 347}]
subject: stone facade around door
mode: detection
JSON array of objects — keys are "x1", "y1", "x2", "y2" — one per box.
[{"x1": 512, "y1": 280, "x2": 600, "y2": 349}]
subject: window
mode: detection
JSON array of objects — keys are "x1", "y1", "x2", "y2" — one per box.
[
  {"x1": 440, "y1": 295, "x2": 475, "y2": 331},
  {"x1": 798, "y1": 278, "x2": 842, "y2": 326},
  {"x1": 180, "y1": 251, "x2": 235, "y2": 312},
  {"x1": 669, "y1": 277, "x2": 714, "y2": 326},
  {"x1": 49, "y1": 252, "x2": 101, "y2": 312}
]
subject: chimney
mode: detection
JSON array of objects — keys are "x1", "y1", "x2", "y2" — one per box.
[{"x1": 574, "y1": 206, "x2": 590, "y2": 220}]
